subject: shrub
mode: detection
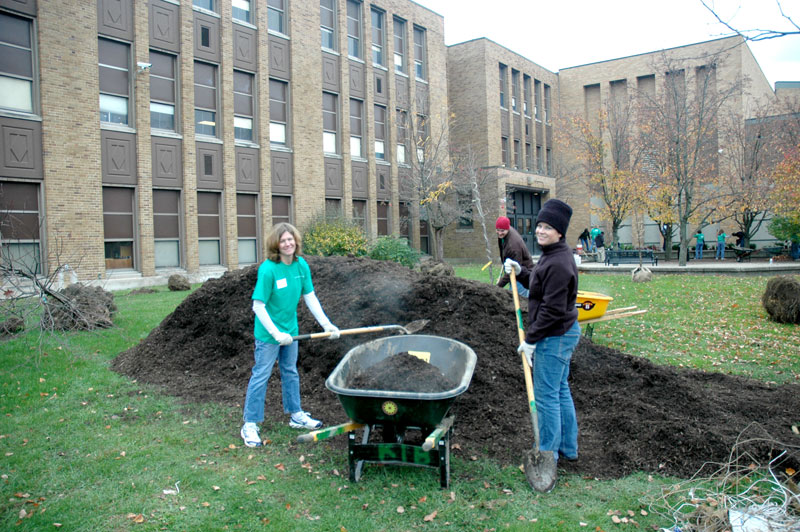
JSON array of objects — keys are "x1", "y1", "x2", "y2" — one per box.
[
  {"x1": 761, "y1": 275, "x2": 800, "y2": 324},
  {"x1": 303, "y1": 215, "x2": 368, "y2": 257},
  {"x1": 368, "y1": 236, "x2": 420, "y2": 268}
]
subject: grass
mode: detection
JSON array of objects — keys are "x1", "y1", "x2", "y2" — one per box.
[{"x1": 1, "y1": 268, "x2": 798, "y2": 531}]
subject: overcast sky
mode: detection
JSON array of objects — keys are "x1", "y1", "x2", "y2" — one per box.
[{"x1": 415, "y1": 0, "x2": 800, "y2": 89}]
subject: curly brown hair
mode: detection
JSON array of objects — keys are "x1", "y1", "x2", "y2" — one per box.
[{"x1": 266, "y1": 223, "x2": 303, "y2": 263}]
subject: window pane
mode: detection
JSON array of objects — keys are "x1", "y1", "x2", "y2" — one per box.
[
  {"x1": 154, "y1": 240, "x2": 180, "y2": 267},
  {"x1": 375, "y1": 140, "x2": 385, "y2": 159},
  {"x1": 100, "y1": 94, "x2": 128, "y2": 125},
  {"x1": 323, "y1": 131, "x2": 337, "y2": 154},
  {"x1": 232, "y1": 0, "x2": 250, "y2": 23},
  {"x1": 193, "y1": 0, "x2": 214, "y2": 11},
  {"x1": 0, "y1": 76, "x2": 33, "y2": 112},
  {"x1": 234, "y1": 116, "x2": 253, "y2": 141},
  {"x1": 238, "y1": 239, "x2": 257, "y2": 264},
  {"x1": 199, "y1": 240, "x2": 221, "y2": 265},
  {"x1": 195, "y1": 109, "x2": 216, "y2": 136},
  {"x1": 150, "y1": 102, "x2": 175, "y2": 130},
  {"x1": 270, "y1": 122, "x2": 286, "y2": 144},
  {"x1": 350, "y1": 136, "x2": 362, "y2": 157},
  {"x1": 397, "y1": 144, "x2": 406, "y2": 164}
]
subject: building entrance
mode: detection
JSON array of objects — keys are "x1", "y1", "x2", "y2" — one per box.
[{"x1": 506, "y1": 188, "x2": 542, "y2": 255}]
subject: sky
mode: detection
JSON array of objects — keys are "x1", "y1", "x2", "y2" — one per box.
[{"x1": 414, "y1": 0, "x2": 800, "y2": 89}]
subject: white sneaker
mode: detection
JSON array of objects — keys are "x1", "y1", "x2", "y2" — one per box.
[
  {"x1": 289, "y1": 411, "x2": 322, "y2": 429},
  {"x1": 240, "y1": 422, "x2": 262, "y2": 447}
]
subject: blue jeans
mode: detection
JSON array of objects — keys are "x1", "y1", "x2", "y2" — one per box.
[
  {"x1": 533, "y1": 320, "x2": 581, "y2": 461},
  {"x1": 716, "y1": 242, "x2": 724, "y2": 260},
  {"x1": 243, "y1": 339, "x2": 301, "y2": 423},
  {"x1": 695, "y1": 244, "x2": 703, "y2": 259}
]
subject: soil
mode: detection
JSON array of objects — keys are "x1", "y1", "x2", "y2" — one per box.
[
  {"x1": 112, "y1": 255, "x2": 800, "y2": 480},
  {"x1": 346, "y1": 351, "x2": 457, "y2": 392}
]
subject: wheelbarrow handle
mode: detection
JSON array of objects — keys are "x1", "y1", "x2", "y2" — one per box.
[{"x1": 292, "y1": 324, "x2": 408, "y2": 341}]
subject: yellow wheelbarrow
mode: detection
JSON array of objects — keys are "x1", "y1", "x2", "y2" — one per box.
[{"x1": 576, "y1": 291, "x2": 647, "y2": 339}]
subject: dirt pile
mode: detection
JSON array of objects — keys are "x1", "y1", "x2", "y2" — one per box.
[{"x1": 112, "y1": 255, "x2": 800, "y2": 479}]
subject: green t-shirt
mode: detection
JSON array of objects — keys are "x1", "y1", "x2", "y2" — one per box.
[
  {"x1": 695, "y1": 233, "x2": 704, "y2": 245},
  {"x1": 251, "y1": 257, "x2": 314, "y2": 343}
]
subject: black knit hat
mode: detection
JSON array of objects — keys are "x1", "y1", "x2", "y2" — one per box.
[{"x1": 536, "y1": 199, "x2": 573, "y2": 237}]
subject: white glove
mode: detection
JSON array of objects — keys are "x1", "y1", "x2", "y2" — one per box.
[
  {"x1": 518, "y1": 341, "x2": 535, "y2": 367},
  {"x1": 274, "y1": 331, "x2": 294, "y2": 346},
  {"x1": 504, "y1": 258, "x2": 521, "y2": 275},
  {"x1": 323, "y1": 323, "x2": 340, "y2": 340}
]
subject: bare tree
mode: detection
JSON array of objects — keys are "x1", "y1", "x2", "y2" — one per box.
[
  {"x1": 635, "y1": 53, "x2": 742, "y2": 265},
  {"x1": 700, "y1": 0, "x2": 800, "y2": 41}
]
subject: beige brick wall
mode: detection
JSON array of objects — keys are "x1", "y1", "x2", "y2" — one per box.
[{"x1": 38, "y1": 0, "x2": 106, "y2": 280}]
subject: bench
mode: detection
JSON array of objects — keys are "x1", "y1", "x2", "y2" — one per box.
[{"x1": 605, "y1": 249, "x2": 658, "y2": 266}]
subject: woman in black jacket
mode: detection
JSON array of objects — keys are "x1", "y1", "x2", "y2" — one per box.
[{"x1": 504, "y1": 199, "x2": 581, "y2": 491}]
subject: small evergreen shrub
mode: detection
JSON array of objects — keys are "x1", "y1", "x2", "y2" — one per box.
[
  {"x1": 303, "y1": 215, "x2": 368, "y2": 257},
  {"x1": 368, "y1": 236, "x2": 420, "y2": 268}
]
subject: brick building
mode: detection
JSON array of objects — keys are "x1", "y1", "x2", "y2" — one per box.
[{"x1": 0, "y1": 1, "x2": 786, "y2": 289}]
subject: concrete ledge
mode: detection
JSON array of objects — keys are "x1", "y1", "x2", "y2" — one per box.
[{"x1": 579, "y1": 260, "x2": 800, "y2": 276}]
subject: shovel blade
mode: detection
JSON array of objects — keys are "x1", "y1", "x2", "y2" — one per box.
[
  {"x1": 403, "y1": 319, "x2": 430, "y2": 334},
  {"x1": 523, "y1": 449, "x2": 557, "y2": 493}
]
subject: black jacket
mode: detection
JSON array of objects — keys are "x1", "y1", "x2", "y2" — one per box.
[
  {"x1": 516, "y1": 238, "x2": 578, "y2": 344},
  {"x1": 497, "y1": 227, "x2": 534, "y2": 288}
]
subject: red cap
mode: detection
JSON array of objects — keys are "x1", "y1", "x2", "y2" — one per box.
[{"x1": 495, "y1": 216, "x2": 511, "y2": 230}]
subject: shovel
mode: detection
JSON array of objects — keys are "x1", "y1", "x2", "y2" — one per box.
[
  {"x1": 292, "y1": 319, "x2": 429, "y2": 341},
  {"x1": 510, "y1": 269, "x2": 558, "y2": 492}
]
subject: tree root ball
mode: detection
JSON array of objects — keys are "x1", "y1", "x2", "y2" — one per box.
[{"x1": 762, "y1": 275, "x2": 800, "y2": 324}]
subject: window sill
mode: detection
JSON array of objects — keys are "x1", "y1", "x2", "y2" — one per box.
[
  {"x1": 322, "y1": 47, "x2": 339, "y2": 56},
  {"x1": 324, "y1": 153, "x2": 343, "y2": 160},
  {"x1": 376, "y1": 159, "x2": 391, "y2": 166},
  {"x1": 192, "y1": 6, "x2": 219, "y2": 18},
  {"x1": 348, "y1": 56, "x2": 366, "y2": 64},
  {"x1": 151, "y1": 129, "x2": 182, "y2": 139},
  {"x1": 395, "y1": 71, "x2": 409, "y2": 78},
  {"x1": 235, "y1": 140, "x2": 260, "y2": 149},
  {"x1": 414, "y1": 78, "x2": 428, "y2": 84},
  {"x1": 233, "y1": 19, "x2": 257, "y2": 30},
  {"x1": 0, "y1": 110, "x2": 41, "y2": 121},
  {"x1": 270, "y1": 144, "x2": 293, "y2": 153},
  {"x1": 268, "y1": 29, "x2": 290, "y2": 40},
  {"x1": 101, "y1": 123, "x2": 136, "y2": 134},
  {"x1": 373, "y1": 64, "x2": 389, "y2": 72},
  {"x1": 195, "y1": 135, "x2": 222, "y2": 144}
]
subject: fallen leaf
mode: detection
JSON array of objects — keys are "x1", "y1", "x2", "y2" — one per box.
[
  {"x1": 397, "y1": 506, "x2": 405, "y2": 513},
  {"x1": 611, "y1": 515, "x2": 621, "y2": 524},
  {"x1": 202, "y1": 502, "x2": 210, "y2": 507},
  {"x1": 418, "y1": 496, "x2": 427, "y2": 503},
  {"x1": 212, "y1": 486, "x2": 220, "y2": 491},
  {"x1": 275, "y1": 463, "x2": 285, "y2": 471},
  {"x1": 424, "y1": 510, "x2": 437, "y2": 522}
]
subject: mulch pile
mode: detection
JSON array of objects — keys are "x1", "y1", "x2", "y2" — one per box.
[{"x1": 112, "y1": 256, "x2": 800, "y2": 480}]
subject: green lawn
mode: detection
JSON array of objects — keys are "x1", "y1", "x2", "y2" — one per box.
[{"x1": 1, "y1": 269, "x2": 797, "y2": 531}]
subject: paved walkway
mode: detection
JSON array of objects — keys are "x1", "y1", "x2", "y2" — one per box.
[{"x1": 579, "y1": 257, "x2": 800, "y2": 276}]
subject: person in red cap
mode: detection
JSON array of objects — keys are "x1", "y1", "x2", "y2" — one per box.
[{"x1": 496, "y1": 216, "x2": 534, "y2": 298}]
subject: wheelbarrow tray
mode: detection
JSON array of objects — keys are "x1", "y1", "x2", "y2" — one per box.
[
  {"x1": 577, "y1": 290, "x2": 614, "y2": 321},
  {"x1": 325, "y1": 335, "x2": 477, "y2": 430}
]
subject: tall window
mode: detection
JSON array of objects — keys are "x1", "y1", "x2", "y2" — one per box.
[
  {"x1": 322, "y1": 92, "x2": 338, "y2": 154},
  {"x1": 498, "y1": 64, "x2": 507, "y2": 109},
  {"x1": 153, "y1": 189, "x2": 181, "y2": 268},
  {"x1": 103, "y1": 186, "x2": 135, "y2": 270},
  {"x1": 534, "y1": 79, "x2": 541, "y2": 121},
  {"x1": 0, "y1": 12, "x2": 35, "y2": 114},
  {"x1": 349, "y1": 99, "x2": 363, "y2": 158},
  {"x1": 269, "y1": 78, "x2": 288, "y2": 145},
  {"x1": 546, "y1": 148, "x2": 552, "y2": 175},
  {"x1": 393, "y1": 17, "x2": 406, "y2": 74},
  {"x1": 513, "y1": 140, "x2": 520, "y2": 168},
  {"x1": 501, "y1": 136, "x2": 509, "y2": 166},
  {"x1": 413, "y1": 26, "x2": 426, "y2": 80},
  {"x1": 377, "y1": 201, "x2": 389, "y2": 235},
  {"x1": 0, "y1": 181, "x2": 41, "y2": 275},
  {"x1": 396, "y1": 109, "x2": 408, "y2": 165},
  {"x1": 320, "y1": 0, "x2": 336, "y2": 50},
  {"x1": 268, "y1": 0, "x2": 285, "y2": 34},
  {"x1": 544, "y1": 84, "x2": 551, "y2": 123},
  {"x1": 197, "y1": 191, "x2": 222, "y2": 265},
  {"x1": 149, "y1": 51, "x2": 176, "y2": 131},
  {"x1": 99, "y1": 38, "x2": 130, "y2": 125},
  {"x1": 346, "y1": 0, "x2": 362, "y2": 59},
  {"x1": 374, "y1": 104, "x2": 386, "y2": 160},
  {"x1": 232, "y1": 0, "x2": 251, "y2": 24},
  {"x1": 237, "y1": 193, "x2": 258, "y2": 265},
  {"x1": 511, "y1": 69, "x2": 519, "y2": 112},
  {"x1": 194, "y1": 61, "x2": 218, "y2": 137},
  {"x1": 371, "y1": 8, "x2": 384, "y2": 66},
  {"x1": 415, "y1": 114, "x2": 427, "y2": 163},
  {"x1": 234, "y1": 70, "x2": 254, "y2": 142},
  {"x1": 536, "y1": 145, "x2": 543, "y2": 172},
  {"x1": 525, "y1": 142, "x2": 532, "y2": 170},
  {"x1": 523, "y1": 75, "x2": 531, "y2": 117},
  {"x1": 352, "y1": 200, "x2": 367, "y2": 232}
]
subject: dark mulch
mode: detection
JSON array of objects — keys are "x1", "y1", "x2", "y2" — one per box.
[{"x1": 111, "y1": 256, "x2": 800, "y2": 479}]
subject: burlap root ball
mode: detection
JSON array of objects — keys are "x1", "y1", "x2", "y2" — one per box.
[{"x1": 761, "y1": 275, "x2": 800, "y2": 324}]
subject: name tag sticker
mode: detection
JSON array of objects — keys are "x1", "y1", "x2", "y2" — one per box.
[
  {"x1": 276, "y1": 278, "x2": 288, "y2": 289},
  {"x1": 407, "y1": 350, "x2": 431, "y2": 363}
]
